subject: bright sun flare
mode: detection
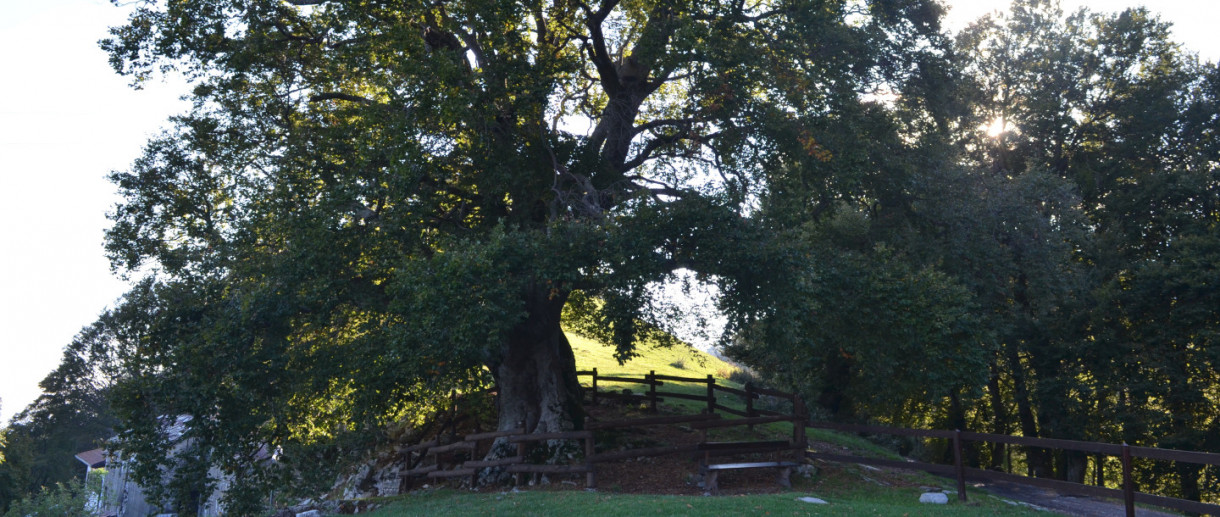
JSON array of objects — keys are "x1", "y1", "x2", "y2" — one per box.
[{"x1": 984, "y1": 117, "x2": 1009, "y2": 137}]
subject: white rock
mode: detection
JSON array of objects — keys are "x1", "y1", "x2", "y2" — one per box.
[
  {"x1": 296, "y1": 511, "x2": 323, "y2": 517},
  {"x1": 919, "y1": 492, "x2": 949, "y2": 504},
  {"x1": 797, "y1": 496, "x2": 828, "y2": 504}
]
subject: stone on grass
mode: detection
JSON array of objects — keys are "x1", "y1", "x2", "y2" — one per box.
[
  {"x1": 919, "y1": 492, "x2": 949, "y2": 504},
  {"x1": 797, "y1": 496, "x2": 828, "y2": 504}
]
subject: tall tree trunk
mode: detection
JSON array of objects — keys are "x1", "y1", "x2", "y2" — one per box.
[
  {"x1": 947, "y1": 390, "x2": 979, "y2": 468},
  {"x1": 1061, "y1": 452, "x2": 1087, "y2": 484},
  {"x1": 1005, "y1": 345, "x2": 1052, "y2": 477},
  {"x1": 1175, "y1": 463, "x2": 1202, "y2": 505},
  {"x1": 492, "y1": 287, "x2": 584, "y2": 435},
  {"x1": 818, "y1": 353, "x2": 855, "y2": 419},
  {"x1": 986, "y1": 358, "x2": 1009, "y2": 470}
]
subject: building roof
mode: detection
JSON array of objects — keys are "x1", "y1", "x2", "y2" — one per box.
[{"x1": 75, "y1": 448, "x2": 107, "y2": 469}]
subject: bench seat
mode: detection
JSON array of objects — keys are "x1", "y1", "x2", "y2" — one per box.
[{"x1": 701, "y1": 461, "x2": 802, "y2": 492}]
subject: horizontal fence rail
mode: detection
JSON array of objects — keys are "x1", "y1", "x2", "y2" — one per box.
[
  {"x1": 404, "y1": 372, "x2": 809, "y2": 492},
  {"x1": 577, "y1": 369, "x2": 800, "y2": 421},
  {"x1": 806, "y1": 420, "x2": 1220, "y2": 517},
  {"x1": 424, "y1": 372, "x2": 1219, "y2": 515}
]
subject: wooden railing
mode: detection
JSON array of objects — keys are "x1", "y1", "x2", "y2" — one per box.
[
  {"x1": 805, "y1": 421, "x2": 1220, "y2": 517},
  {"x1": 576, "y1": 368, "x2": 800, "y2": 419},
  {"x1": 414, "y1": 373, "x2": 1220, "y2": 516},
  {"x1": 402, "y1": 372, "x2": 809, "y2": 490}
]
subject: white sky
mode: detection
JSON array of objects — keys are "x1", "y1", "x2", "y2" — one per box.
[{"x1": 1, "y1": 0, "x2": 1217, "y2": 425}]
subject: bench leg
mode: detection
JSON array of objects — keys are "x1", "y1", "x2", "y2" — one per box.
[{"x1": 777, "y1": 467, "x2": 792, "y2": 488}]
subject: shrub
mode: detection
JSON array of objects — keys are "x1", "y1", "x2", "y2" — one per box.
[
  {"x1": 3, "y1": 480, "x2": 86, "y2": 517},
  {"x1": 727, "y1": 367, "x2": 763, "y2": 387}
]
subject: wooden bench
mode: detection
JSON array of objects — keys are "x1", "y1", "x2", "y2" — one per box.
[
  {"x1": 696, "y1": 441, "x2": 802, "y2": 493},
  {"x1": 701, "y1": 461, "x2": 802, "y2": 492}
]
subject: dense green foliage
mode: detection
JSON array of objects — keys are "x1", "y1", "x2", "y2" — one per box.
[
  {"x1": 945, "y1": 1, "x2": 1220, "y2": 497},
  {"x1": 693, "y1": 0, "x2": 1220, "y2": 504},
  {"x1": 1, "y1": 479, "x2": 89, "y2": 517},
  {"x1": 7, "y1": 0, "x2": 1216, "y2": 512},
  {"x1": 731, "y1": 0, "x2": 1219, "y2": 503},
  {"x1": 88, "y1": 0, "x2": 951, "y2": 512}
]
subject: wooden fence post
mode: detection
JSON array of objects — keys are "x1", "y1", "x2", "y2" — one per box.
[
  {"x1": 746, "y1": 382, "x2": 755, "y2": 430},
  {"x1": 449, "y1": 390, "x2": 458, "y2": 440},
  {"x1": 953, "y1": 430, "x2": 967, "y2": 502},
  {"x1": 514, "y1": 420, "x2": 526, "y2": 486},
  {"x1": 1122, "y1": 443, "x2": 1135, "y2": 517},
  {"x1": 585, "y1": 434, "x2": 596, "y2": 488},
  {"x1": 793, "y1": 395, "x2": 807, "y2": 463},
  {"x1": 706, "y1": 375, "x2": 715, "y2": 414},
  {"x1": 746, "y1": 382, "x2": 755, "y2": 416},
  {"x1": 591, "y1": 368, "x2": 598, "y2": 405},
  {"x1": 648, "y1": 370, "x2": 657, "y2": 413}
]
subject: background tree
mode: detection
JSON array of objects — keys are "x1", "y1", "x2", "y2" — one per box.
[
  {"x1": 0, "y1": 324, "x2": 115, "y2": 512},
  {"x1": 951, "y1": 0, "x2": 1220, "y2": 491}
]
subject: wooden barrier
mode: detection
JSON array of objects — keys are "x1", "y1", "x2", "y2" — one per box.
[
  {"x1": 806, "y1": 420, "x2": 1220, "y2": 516},
  {"x1": 405, "y1": 371, "x2": 1220, "y2": 513},
  {"x1": 505, "y1": 430, "x2": 597, "y2": 487},
  {"x1": 399, "y1": 373, "x2": 812, "y2": 493}
]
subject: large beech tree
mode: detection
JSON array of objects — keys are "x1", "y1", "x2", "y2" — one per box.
[{"x1": 98, "y1": 0, "x2": 946, "y2": 510}]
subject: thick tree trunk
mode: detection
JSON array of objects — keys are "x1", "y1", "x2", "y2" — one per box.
[
  {"x1": 1005, "y1": 345, "x2": 1053, "y2": 477},
  {"x1": 491, "y1": 287, "x2": 584, "y2": 435},
  {"x1": 947, "y1": 390, "x2": 979, "y2": 468},
  {"x1": 986, "y1": 359, "x2": 1009, "y2": 471},
  {"x1": 1057, "y1": 451, "x2": 1087, "y2": 483},
  {"x1": 1176, "y1": 463, "x2": 1202, "y2": 504}
]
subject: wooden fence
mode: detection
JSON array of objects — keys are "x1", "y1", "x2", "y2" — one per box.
[
  {"x1": 576, "y1": 368, "x2": 801, "y2": 420},
  {"x1": 407, "y1": 373, "x2": 1220, "y2": 515},
  {"x1": 401, "y1": 371, "x2": 809, "y2": 492},
  {"x1": 805, "y1": 421, "x2": 1220, "y2": 517}
]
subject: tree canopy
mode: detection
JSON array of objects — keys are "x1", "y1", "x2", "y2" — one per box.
[
  {"x1": 11, "y1": 0, "x2": 1208, "y2": 512},
  {"x1": 94, "y1": 0, "x2": 955, "y2": 511}
]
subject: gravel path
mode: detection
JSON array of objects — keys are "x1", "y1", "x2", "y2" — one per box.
[{"x1": 974, "y1": 480, "x2": 1181, "y2": 517}]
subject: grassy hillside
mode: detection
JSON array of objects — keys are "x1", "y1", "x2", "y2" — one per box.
[
  {"x1": 567, "y1": 332, "x2": 896, "y2": 457},
  {"x1": 568, "y1": 331, "x2": 748, "y2": 416},
  {"x1": 567, "y1": 332, "x2": 738, "y2": 380}
]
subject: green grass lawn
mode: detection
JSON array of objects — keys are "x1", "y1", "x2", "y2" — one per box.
[{"x1": 357, "y1": 488, "x2": 1041, "y2": 516}]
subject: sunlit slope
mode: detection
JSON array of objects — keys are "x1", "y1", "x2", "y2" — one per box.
[{"x1": 566, "y1": 332, "x2": 738, "y2": 380}]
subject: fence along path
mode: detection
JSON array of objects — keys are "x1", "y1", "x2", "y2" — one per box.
[
  {"x1": 803, "y1": 422, "x2": 1220, "y2": 517},
  {"x1": 403, "y1": 371, "x2": 1220, "y2": 516},
  {"x1": 401, "y1": 370, "x2": 809, "y2": 492}
]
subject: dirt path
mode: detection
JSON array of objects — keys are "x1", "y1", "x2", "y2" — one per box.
[{"x1": 974, "y1": 480, "x2": 1181, "y2": 517}]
